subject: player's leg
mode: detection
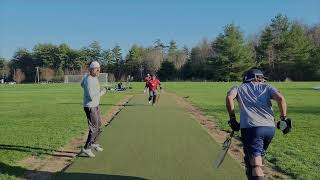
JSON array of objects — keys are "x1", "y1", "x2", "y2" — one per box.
[
  {"x1": 82, "y1": 107, "x2": 98, "y2": 157},
  {"x1": 241, "y1": 128, "x2": 252, "y2": 179},
  {"x1": 91, "y1": 106, "x2": 103, "y2": 151},
  {"x1": 152, "y1": 90, "x2": 157, "y2": 105},
  {"x1": 250, "y1": 155, "x2": 264, "y2": 178},
  {"x1": 246, "y1": 127, "x2": 275, "y2": 179},
  {"x1": 148, "y1": 89, "x2": 153, "y2": 103}
]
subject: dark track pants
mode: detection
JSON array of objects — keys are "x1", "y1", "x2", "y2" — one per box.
[
  {"x1": 84, "y1": 106, "x2": 102, "y2": 149},
  {"x1": 148, "y1": 90, "x2": 158, "y2": 104}
]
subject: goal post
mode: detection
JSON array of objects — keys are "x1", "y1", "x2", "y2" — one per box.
[{"x1": 64, "y1": 73, "x2": 109, "y2": 85}]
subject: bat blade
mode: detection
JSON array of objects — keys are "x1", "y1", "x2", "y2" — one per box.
[
  {"x1": 156, "y1": 92, "x2": 161, "y2": 104},
  {"x1": 213, "y1": 131, "x2": 234, "y2": 169}
]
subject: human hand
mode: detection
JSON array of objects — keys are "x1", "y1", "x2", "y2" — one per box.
[
  {"x1": 277, "y1": 116, "x2": 292, "y2": 134},
  {"x1": 228, "y1": 114, "x2": 240, "y2": 131}
]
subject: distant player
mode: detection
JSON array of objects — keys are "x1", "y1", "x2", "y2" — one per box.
[
  {"x1": 147, "y1": 75, "x2": 162, "y2": 105},
  {"x1": 144, "y1": 73, "x2": 151, "y2": 93}
]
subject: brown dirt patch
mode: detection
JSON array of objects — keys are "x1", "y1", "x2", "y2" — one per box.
[
  {"x1": 19, "y1": 95, "x2": 133, "y2": 180},
  {"x1": 167, "y1": 92, "x2": 289, "y2": 180}
]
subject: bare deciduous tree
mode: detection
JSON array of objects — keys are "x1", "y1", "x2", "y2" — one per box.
[
  {"x1": 14, "y1": 69, "x2": 25, "y2": 83},
  {"x1": 41, "y1": 68, "x2": 55, "y2": 83},
  {"x1": 108, "y1": 73, "x2": 115, "y2": 83},
  {"x1": 0, "y1": 60, "x2": 10, "y2": 80},
  {"x1": 80, "y1": 64, "x2": 88, "y2": 75},
  {"x1": 199, "y1": 38, "x2": 214, "y2": 63},
  {"x1": 190, "y1": 38, "x2": 213, "y2": 66},
  {"x1": 143, "y1": 48, "x2": 163, "y2": 74},
  {"x1": 174, "y1": 51, "x2": 188, "y2": 70},
  {"x1": 307, "y1": 25, "x2": 320, "y2": 47}
]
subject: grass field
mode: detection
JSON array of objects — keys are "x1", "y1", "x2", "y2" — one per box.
[
  {"x1": 0, "y1": 83, "x2": 142, "y2": 179},
  {"x1": 164, "y1": 82, "x2": 320, "y2": 179},
  {"x1": 1, "y1": 82, "x2": 319, "y2": 179}
]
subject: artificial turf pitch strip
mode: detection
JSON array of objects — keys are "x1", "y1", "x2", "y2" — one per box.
[{"x1": 56, "y1": 93, "x2": 246, "y2": 180}]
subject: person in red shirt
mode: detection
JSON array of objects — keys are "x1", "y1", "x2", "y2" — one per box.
[
  {"x1": 145, "y1": 74, "x2": 151, "y2": 82},
  {"x1": 147, "y1": 75, "x2": 162, "y2": 105},
  {"x1": 144, "y1": 74, "x2": 151, "y2": 93}
]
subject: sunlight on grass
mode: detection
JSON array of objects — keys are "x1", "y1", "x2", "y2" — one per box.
[
  {"x1": 0, "y1": 83, "x2": 142, "y2": 179},
  {"x1": 165, "y1": 82, "x2": 320, "y2": 179}
]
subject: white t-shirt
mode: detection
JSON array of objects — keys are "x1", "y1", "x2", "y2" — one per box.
[
  {"x1": 81, "y1": 75, "x2": 106, "y2": 107},
  {"x1": 228, "y1": 82, "x2": 278, "y2": 128}
]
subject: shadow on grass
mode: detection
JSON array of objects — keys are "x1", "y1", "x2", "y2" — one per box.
[
  {"x1": 57, "y1": 103, "x2": 149, "y2": 107},
  {"x1": 289, "y1": 106, "x2": 320, "y2": 115},
  {"x1": 0, "y1": 162, "x2": 147, "y2": 180},
  {"x1": 288, "y1": 87, "x2": 320, "y2": 91},
  {"x1": 0, "y1": 144, "x2": 77, "y2": 158}
]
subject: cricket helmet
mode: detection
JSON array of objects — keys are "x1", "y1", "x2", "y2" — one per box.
[{"x1": 243, "y1": 68, "x2": 266, "y2": 83}]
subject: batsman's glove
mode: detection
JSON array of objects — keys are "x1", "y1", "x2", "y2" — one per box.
[
  {"x1": 277, "y1": 116, "x2": 292, "y2": 134},
  {"x1": 228, "y1": 114, "x2": 240, "y2": 131}
]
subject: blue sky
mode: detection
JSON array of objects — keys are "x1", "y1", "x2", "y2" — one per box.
[{"x1": 1, "y1": 0, "x2": 319, "y2": 59}]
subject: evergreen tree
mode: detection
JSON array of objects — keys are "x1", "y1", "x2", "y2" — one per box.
[
  {"x1": 125, "y1": 45, "x2": 144, "y2": 81},
  {"x1": 157, "y1": 61, "x2": 177, "y2": 81},
  {"x1": 210, "y1": 24, "x2": 254, "y2": 81},
  {"x1": 283, "y1": 23, "x2": 313, "y2": 80}
]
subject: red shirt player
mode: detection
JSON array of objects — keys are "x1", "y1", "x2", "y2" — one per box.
[{"x1": 147, "y1": 75, "x2": 162, "y2": 105}]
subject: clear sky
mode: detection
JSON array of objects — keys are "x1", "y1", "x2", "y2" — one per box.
[{"x1": 1, "y1": 0, "x2": 319, "y2": 59}]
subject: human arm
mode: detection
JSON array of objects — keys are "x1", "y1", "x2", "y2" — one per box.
[
  {"x1": 271, "y1": 92, "x2": 287, "y2": 118},
  {"x1": 226, "y1": 87, "x2": 240, "y2": 131},
  {"x1": 144, "y1": 81, "x2": 149, "y2": 93},
  {"x1": 272, "y1": 91, "x2": 291, "y2": 134},
  {"x1": 158, "y1": 81, "x2": 162, "y2": 90},
  {"x1": 100, "y1": 87, "x2": 107, "y2": 96},
  {"x1": 226, "y1": 88, "x2": 237, "y2": 118}
]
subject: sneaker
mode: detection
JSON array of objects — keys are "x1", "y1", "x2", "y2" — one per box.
[
  {"x1": 81, "y1": 147, "x2": 95, "y2": 157},
  {"x1": 148, "y1": 100, "x2": 152, "y2": 104},
  {"x1": 91, "y1": 144, "x2": 103, "y2": 152}
]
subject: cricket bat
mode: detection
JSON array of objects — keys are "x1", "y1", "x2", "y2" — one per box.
[
  {"x1": 156, "y1": 91, "x2": 161, "y2": 104},
  {"x1": 213, "y1": 131, "x2": 234, "y2": 169}
]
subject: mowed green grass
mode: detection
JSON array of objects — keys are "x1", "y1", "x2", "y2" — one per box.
[
  {"x1": 164, "y1": 82, "x2": 320, "y2": 179},
  {"x1": 0, "y1": 83, "x2": 142, "y2": 180}
]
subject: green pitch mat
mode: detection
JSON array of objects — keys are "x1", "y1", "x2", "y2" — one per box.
[{"x1": 57, "y1": 93, "x2": 246, "y2": 180}]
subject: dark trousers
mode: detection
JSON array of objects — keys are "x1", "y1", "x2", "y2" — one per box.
[
  {"x1": 148, "y1": 89, "x2": 157, "y2": 104},
  {"x1": 84, "y1": 106, "x2": 102, "y2": 149},
  {"x1": 241, "y1": 127, "x2": 275, "y2": 179}
]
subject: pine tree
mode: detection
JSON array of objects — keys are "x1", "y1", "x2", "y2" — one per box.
[{"x1": 210, "y1": 24, "x2": 254, "y2": 81}]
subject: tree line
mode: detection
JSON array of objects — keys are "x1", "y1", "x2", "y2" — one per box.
[{"x1": 1, "y1": 14, "x2": 319, "y2": 83}]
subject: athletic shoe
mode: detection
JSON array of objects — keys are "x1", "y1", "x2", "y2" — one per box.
[
  {"x1": 91, "y1": 144, "x2": 103, "y2": 152},
  {"x1": 81, "y1": 148, "x2": 95, "y2": 157},
  {"x1": 149, "y1": 100, "x2": 152, "y2": 104}
]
